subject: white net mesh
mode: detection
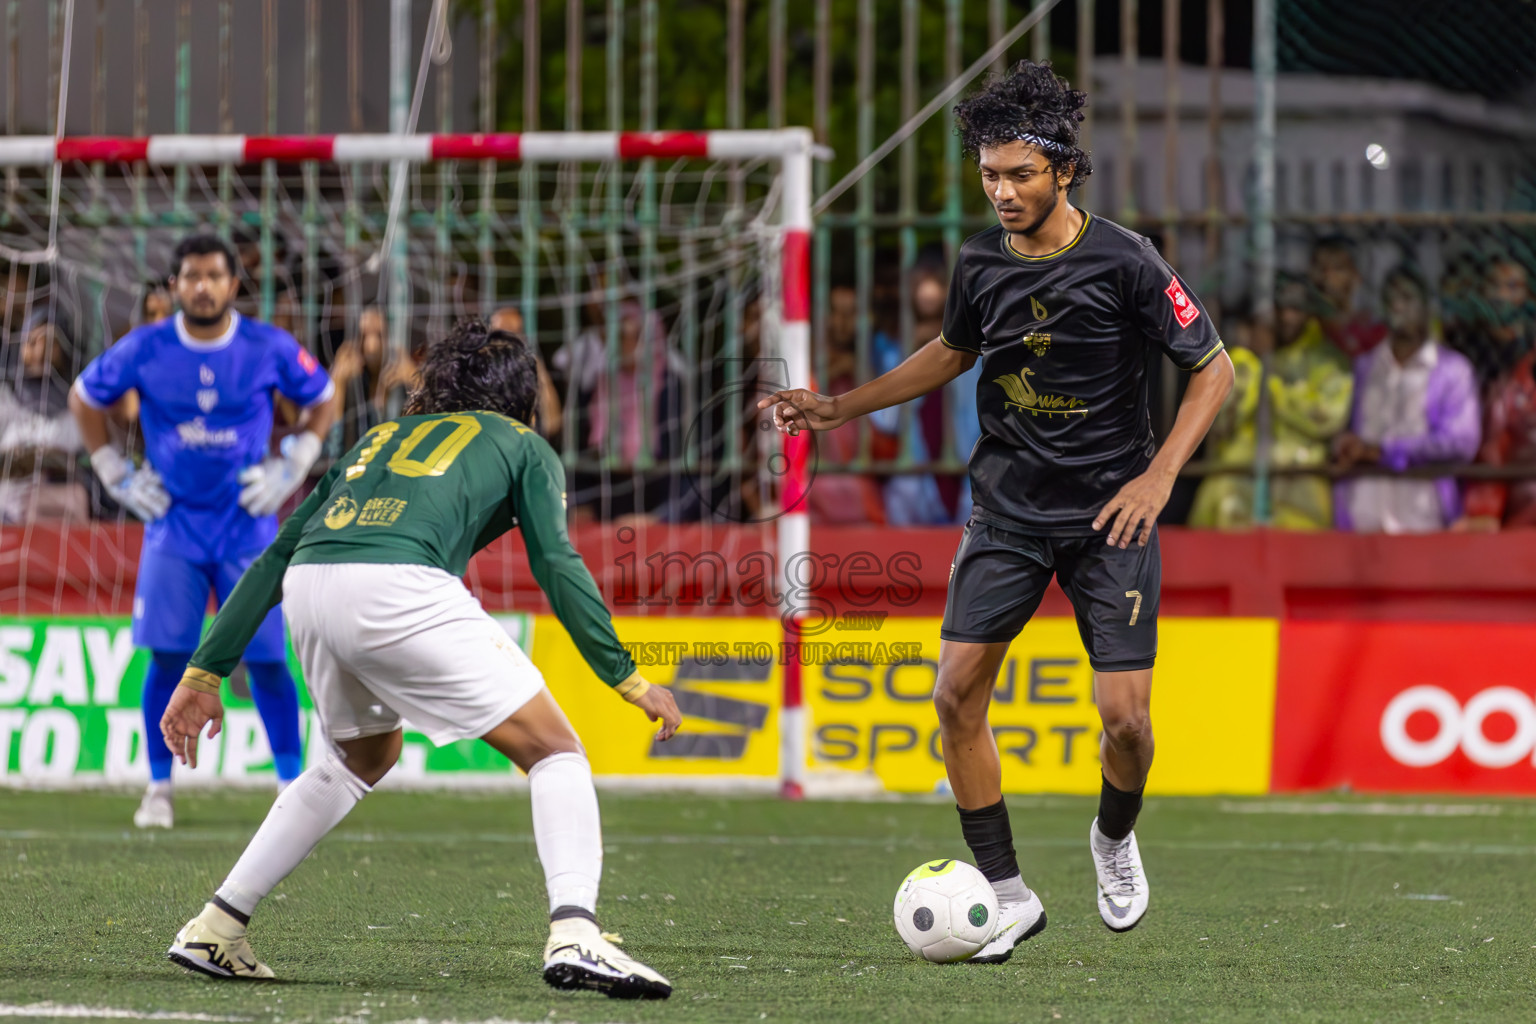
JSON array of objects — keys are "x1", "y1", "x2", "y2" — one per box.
[{"x1": 0, "y1": 154, "x2": 789, "y2": 613}]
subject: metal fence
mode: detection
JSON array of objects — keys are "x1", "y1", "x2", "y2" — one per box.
[{"x1": 2, "y1": 0, "x2": 1534, "y2": 531}]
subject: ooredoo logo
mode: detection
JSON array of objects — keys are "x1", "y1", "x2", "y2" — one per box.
[
  {"x1": 1380, "y1": 685, "x2": 1536, "y2": 769},
  {"x1": 1272, "y1": 622, "x2": 1536, "y2": 792}
]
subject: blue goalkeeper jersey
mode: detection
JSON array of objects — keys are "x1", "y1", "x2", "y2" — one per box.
[{"x1": 75, "y1": 311, "x2": 334, "y2": 560}]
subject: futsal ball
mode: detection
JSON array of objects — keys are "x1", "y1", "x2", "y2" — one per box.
[{"x1": 893, "y1": 859, "x2": 999, "y2": 963}]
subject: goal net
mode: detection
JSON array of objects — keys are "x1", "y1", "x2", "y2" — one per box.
[{"x1": 0, "y1": 132, "x2": 814, "y2": 620}]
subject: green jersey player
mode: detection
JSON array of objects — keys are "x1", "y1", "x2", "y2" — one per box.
[{"x1": 159, "y1": 319, "x2": 681, "y2": 1000}]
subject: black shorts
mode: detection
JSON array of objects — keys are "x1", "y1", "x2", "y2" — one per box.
[{"x1": 939, "y1": 516, "x2": 1160, "y2": 673}]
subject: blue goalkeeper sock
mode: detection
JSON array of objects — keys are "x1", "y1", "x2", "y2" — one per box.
[
  {"x1": 246, "y1": 661, "x2": 304, "y2": 782},
  {"x1": 143, "y1": 651, "x2": 192, "y2": 783}
]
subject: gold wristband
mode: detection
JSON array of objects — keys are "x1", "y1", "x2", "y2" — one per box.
[
  {"x1": 615, "y1": 672, "x2": 651, "y2": 703},
  {"x1": 179, "y1": 667, "x2": 223, "y2": 696}
]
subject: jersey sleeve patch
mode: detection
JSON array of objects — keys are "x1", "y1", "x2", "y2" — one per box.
[
  {"x1": 272, "y1": 329, "x2": 334, "y2": 407},
  {"x1": 1164, "y1": 276, "x2": 1200, "y2": 329}
]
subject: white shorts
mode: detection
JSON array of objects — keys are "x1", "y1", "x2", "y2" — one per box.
[{"x1": 282, "y1": 562, "x2": 545, "y2": 747}]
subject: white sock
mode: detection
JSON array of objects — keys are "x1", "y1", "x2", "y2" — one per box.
[
  {"x1": 991, "y1": 873, "x2": 1032, "y2": 904},
  {"x1": 215, "y1": 755, "x2": 371, "y2": 916},
  {"x1": 1091, "y1": 819, "x2": 1128, "y2": 851},
  {"x1": 529, "y1": 751, "x2": 602, "y2": 915}
]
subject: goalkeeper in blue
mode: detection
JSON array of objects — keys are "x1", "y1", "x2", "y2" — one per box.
[{"x1": 70, "y1": 233, "x2": 336, "y2": 828}]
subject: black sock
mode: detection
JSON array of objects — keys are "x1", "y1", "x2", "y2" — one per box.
[
  {"x1": 957, "y1": 798, "x2": 1021, "y2": 884},
  {"x1": 210, "y1": 894, "x2": 250, "y2": 927},
  {"x1": 550, "y1": 905, "x2": 597, "y2": 925},
  {"x1": 1096, "y1": 774, "x2": 1145, "y2": 842}
]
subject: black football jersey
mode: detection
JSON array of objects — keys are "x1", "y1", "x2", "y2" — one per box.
[{"x1": 941, "y1": 213, "x2": 1224, "y2": 535}]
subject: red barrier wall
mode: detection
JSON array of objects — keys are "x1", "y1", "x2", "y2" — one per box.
[{"x1": 7, "y1": 522, "x2": 1536, "y2": 620}]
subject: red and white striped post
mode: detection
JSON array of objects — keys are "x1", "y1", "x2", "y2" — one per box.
[
  {"x1": 0, "y1": 128, "x2": 819, "y2": 798},
  {"x1": 776, "y1": 130, "x2": 814, "y2": 801}
]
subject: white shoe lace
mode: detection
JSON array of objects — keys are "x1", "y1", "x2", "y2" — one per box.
[{"x1": 1102, "y1": 837, "x2": 1138, "y2": 897}]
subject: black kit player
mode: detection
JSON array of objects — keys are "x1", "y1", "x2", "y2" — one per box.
[{"x1": 761, "y1": 61, "x2": 1233, "y2": 960}]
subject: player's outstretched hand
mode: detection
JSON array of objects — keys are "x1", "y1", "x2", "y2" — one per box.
[
  {"x1": 161, "y1": 685, "x2": 225, "y2": 770},
  {"x1": 633, "y1": 685, "x2": 682, "y2": 742},
  {"x1": 1094, "y1": 469, "x2": 1174, "y2": 549},
  {"x1": 756, "y1": 389, "x2": 846, "y2": 436}
]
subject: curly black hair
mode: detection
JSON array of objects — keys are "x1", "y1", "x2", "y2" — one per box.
[
  {"x1": 171, "y1": 232, "x2": 240, "y2": 278},
  {"x1": 953, "y1": 60, "x2": 1092, "y2": 193},
  {"x1": 404, "y1": 316, "x2": 541, "y2": 425}
]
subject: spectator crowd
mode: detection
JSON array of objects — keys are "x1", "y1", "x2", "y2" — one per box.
[
  {"x1": 4, "y1": 232, "x2": 1536, "y2": 534},
  {"x1": 1189, "y1": 237, "x2": 1534, "y2": 533}
]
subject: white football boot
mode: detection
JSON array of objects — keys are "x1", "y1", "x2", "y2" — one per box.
[
  {"x1": 167, "y1": 902, "x2": 275, "y2": 979},
  {"x1": 133, "y1": 784, "x2": 173, "y2": 829},
  {"x1": 968, "y1": 889, "x2": 1048, "y2": 964},
  {"x1": 542, "y1": 917, "x2": 671, "y2": 999},
  {"x1": 1090, "y1": 818, "x2": 1150, "y2": 931}
]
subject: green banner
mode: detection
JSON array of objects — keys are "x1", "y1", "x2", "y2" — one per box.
[{"x1": 0, "y1": 615, "x2": 532, "y2": 785}]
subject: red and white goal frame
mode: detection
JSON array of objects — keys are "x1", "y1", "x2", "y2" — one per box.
[{"x1": 0, "y1": 129, "x2": 816, "y2": 797}]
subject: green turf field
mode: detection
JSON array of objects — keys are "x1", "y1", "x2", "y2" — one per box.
[{"x1": 1, "y1": 789, "x2": 1533, "y2": 1024}]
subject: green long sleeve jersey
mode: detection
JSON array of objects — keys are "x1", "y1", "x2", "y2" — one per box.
[{"x1": 187, "y1": 410, "x2": 640, "y2": 690}]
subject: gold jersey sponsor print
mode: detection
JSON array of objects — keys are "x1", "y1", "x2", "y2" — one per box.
[
  {"x1": 323, "y1": 495, "x2": 358, "y2": 529},
  {"x1": 995, "y1": 368, "x2": 1088, "y2": 417}
]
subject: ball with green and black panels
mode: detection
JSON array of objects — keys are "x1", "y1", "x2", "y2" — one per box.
[{"x1": 892, "y1": 858, "x2": 999, "y2": 962}]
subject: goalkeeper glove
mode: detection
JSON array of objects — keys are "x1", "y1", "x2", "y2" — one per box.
[
  {"x1": 238, "y1": 430, "x2": 322, "y2": 517},
  {"x1": 90, "y1": 445, "x2": 171, "y2": 523}
]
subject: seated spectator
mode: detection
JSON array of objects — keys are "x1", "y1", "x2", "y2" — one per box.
[
  {"x1": 1334, "y1": 266, "x2": 1480, "y2": 533},
  {"x1": 1460, "y1": 348, "x2": 1536, "y2": 530},
  {"x1": 564, "y1": 299, "x2": 687, "y2": 521},
  {"x1": 1452, "y1": 255, "x2": 1534, "y2": 394},
  {"x1": 807, "y1": 284, "x2": 886, "y2": 525},
  {"x1": 326, "y1": 307, "x2": 418, "y2": 454},
  {"x1": 1189, "y1": 274, "x2": 1352, "y2": 529},
  {"x1": 0, "y1": 311, "x2": 87, "y2": 522},
  {"x1": 104, "y1": 281, "x2": 174, "y2": 432},
  {"x1": 489, "y1": 305, "x2": 563, "y2": 439},
  {"x1": 668, "y1": 294, "x2": 775, "y2": 524},
  {"x1": 871, "y1": 259, "x2": 949, "y2": 526},
  {"x1": 584, "y1": 300, "x2": 684, "y2": 461},
  {"x1": 140, "y1": 281, "x2": 173, "y2": 325},
  {"x1": 1310, "y1": 235, "x2": 1387, "y2": 359},
  {"x1": 1438, "y1": 248, "x2": 1482, "y2": 352},
  {"x1": 551, "y1": 277, "x2": 682, "y2": 450}
]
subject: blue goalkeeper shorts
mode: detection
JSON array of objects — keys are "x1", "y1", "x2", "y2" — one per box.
[{"x1": 131, "y1": 540, "x2": 288, "y2": 660}]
